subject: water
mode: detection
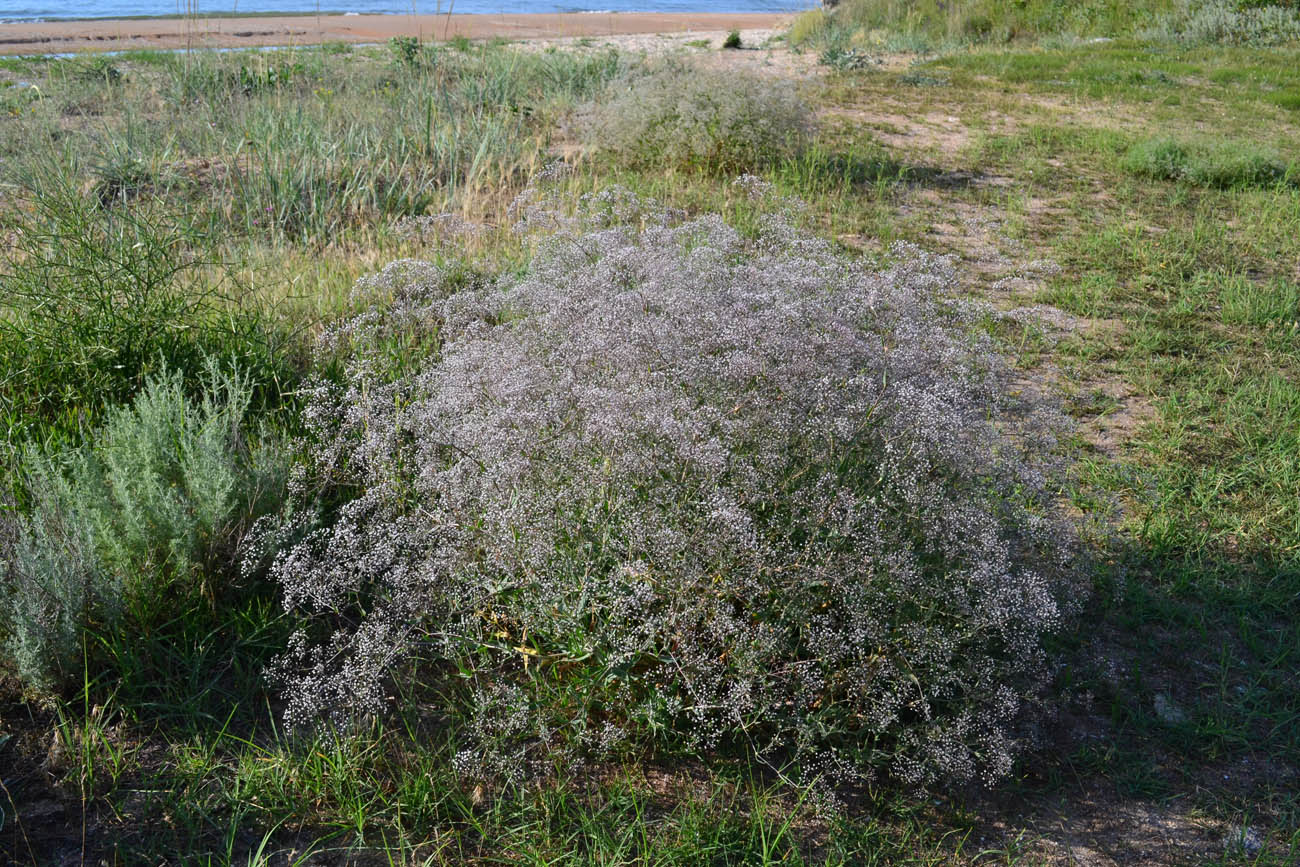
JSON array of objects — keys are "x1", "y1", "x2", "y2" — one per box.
[{"x1": 2, "y1": 0, "x2": 811, "y2": 23}]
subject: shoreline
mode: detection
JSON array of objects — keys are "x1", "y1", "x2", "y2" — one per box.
[
  {"x1": 2, "y1": 11, "x2": 353, "y2": 23},
  {"x1": 0, "y1": 11, "x2": 794, "y2": 55}
]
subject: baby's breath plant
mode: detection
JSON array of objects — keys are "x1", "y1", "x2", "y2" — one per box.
[
  {"x1": 579, "y1": 62, "x2": 810, "y2": 174},
  {"x1": 261, "y1": 181, "x2": 1079, "y2": 793}
]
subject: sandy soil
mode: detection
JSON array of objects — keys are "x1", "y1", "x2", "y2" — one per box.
[{"x1": 0, "y1": 11, "x2": 793, "y2": 55}]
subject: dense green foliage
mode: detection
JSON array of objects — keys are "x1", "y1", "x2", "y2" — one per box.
[{"x1": 0, "y1": 183, "x2": 289, "y2": 453}]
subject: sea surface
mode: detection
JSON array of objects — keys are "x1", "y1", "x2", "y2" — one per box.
[{"x1": 2, "y1": 0, "x2": 811, "y2": 22}]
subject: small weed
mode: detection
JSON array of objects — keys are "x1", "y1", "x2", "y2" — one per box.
[
  {"x1": 387, "y1": 35, "x2": 424, "y2": 69},
  {"x1": 234, "y1": 60, "x2": 303, "y2": 95},
  {"x1": 65, "y1": 56, "x2": 123, "y2": 85},
  {"x1": 89, "y1": 153, "x2": 153, "y2": 206},
  {"x1": 820, "y1": 46, "x2": 878, "y2": 69},
  {"x1": 900, "y1": 69, "x2": 951, "y2": 86}
]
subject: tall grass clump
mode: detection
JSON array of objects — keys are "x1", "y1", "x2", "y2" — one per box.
[
  {"x1": 1, "y1": 45, "x2": 623, "y2": 248},
  {"x1": 0, "y1": 363, "x2": 288, "y2": 694},
  {"x1": 579, "y1": 63, "x2": 810, "y2": 174},
  {"x1": 789, "y1": 9, "x2": 830, "y2": 46},
  {"x1": 258, "y1": 181, "x2": 1080, "y2": 793}
]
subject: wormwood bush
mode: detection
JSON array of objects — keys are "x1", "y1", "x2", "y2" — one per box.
[
  {"x1": 1147, "y1": 0, "x2": 1300, "y2": 43},
  {"x1": 0, "y1": 363, "x2": 287, "y2": 693},
  {"x1": 260, "y1": 181, "x2": 1079, "y2": 792},
  {"x1": 579, "y1": 62, "x2": 810, "y2": 174}
]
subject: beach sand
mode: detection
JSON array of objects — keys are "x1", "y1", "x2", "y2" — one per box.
[{"x1": 0, "y1": 11, "x2": 794, "y2": 55}]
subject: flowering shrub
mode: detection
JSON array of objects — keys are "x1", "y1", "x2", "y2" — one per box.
[
  {"x1": 260, "y1": 183, "x2": 1078, "y2": 791},
  {"x1": 578, "y1": 63, "x2": 810, "y2": 174}
]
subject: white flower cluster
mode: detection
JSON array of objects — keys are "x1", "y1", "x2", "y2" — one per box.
[
  {"x1": 258, "y1": 188, "x2": 1079, "y2": 790},
  {"x1": 579, "y1": 61, "x2": 811, "y2": 173}
]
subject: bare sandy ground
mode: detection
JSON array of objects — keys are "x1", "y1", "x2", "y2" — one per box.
[{"x1": 0, "y1": 11, "x2": 793, "y2": 55}]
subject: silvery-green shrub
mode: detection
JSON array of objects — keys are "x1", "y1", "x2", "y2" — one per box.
[
  {"x1": 1146, "y1": 0, "x2": 1300, "y2": 44},
  {"x1": 0, "y1": 494, "x2": 106, "y2": 694},
  {"x1": 0, "y1": 362, "x2": 286, "y2": 692},
  {"x1": 579, "y1": 62, "x2": 810, "y2": 174},
  {"x1": 262, "y1": 182, "x2": 1079, "y2": 791}
]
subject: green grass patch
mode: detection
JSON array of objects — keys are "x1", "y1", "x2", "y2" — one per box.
[
  {"x1": 791, "y1": 0, "x2": 1178, "y2": 50},
  {"x1": 1123, "y1": 136, "x2": 1293, "y2": 187},
  {"x1": 794, "y1": 0, "x2": 1300, "y2": 54},
  {"x1": 930, "y1": 40, "x2": 1300, "y2": 119},
  {"x1": 1268, "y1": 87, "x2": 1300, "y2": 109}
]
